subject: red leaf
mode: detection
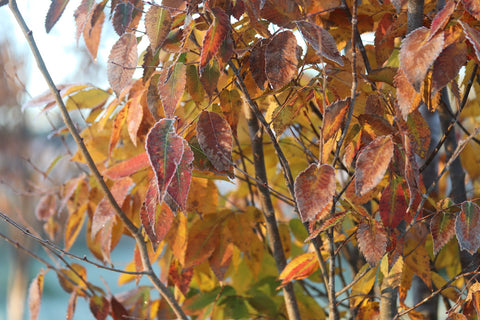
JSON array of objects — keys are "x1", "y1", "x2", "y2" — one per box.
[
  {"x1": 145, "y1": 6, "x2": 172, "y2": 52},
  {"x1": 28, "y1": 271, "x2": 45, "y2": 320},
  {"x1": 355, "y1": 135, "x2": 393, "y2": 196},
  {"x1": 456, "y1": 201, "x2": 480, "y2": 254},
  {"x1": 399, "y1": 27, "x2": 444, "y2": 91},
  {"x1": 168, "y1": 260, "x2": 193, "y2": 295},
  {"x1": 429, "y1": 0, "x2": 456, "y2": 40},
  {"x1": 91, "y1": 177, "x2": 133, "y2": 238},
  {"x1": 379, "y1": 180, "x2": 407, "y2": 229},
  {"x1": 431, "y1": 211, "x2": 456, "y2": 255},
  {"x1": 323, "y1": 98, "x2": 350, "y2": 141},
  {"x1": 460, "y1": 21, "x2": 480, "y2": 61},
  {"x1": 167, "y1": 140, "x2": 194, "y2": 212},
  {"x1": 146, "y1": 119, "x2": 184, "y2": 203},
  {"x1": 35, "y1": 193, "x2": 57, "y2": 221},
  {"x1": 155, "y1": 202, "x2": 175, "y2": 244},
  {"x1": 158, "y1": 62, "x2": 186, "y2": 118},
  {"x1": 432, "y1": 43, "x2": 467, "y2": 93},
  {"x1": 463, "y1": 0, "x2": 480, "y2": 21},
  {"x1": 196, "y1": 111, "x2": 233, "y2": 172},
  {"x1": 89, "y1": 295, "x2": 110, "y2": 320},
  {"x1": 140, "y1": 178, "x2": 159, "y2": 245},
  {"x1": 294, "y1": 164, "x2": 336, "y2": 222},
  {"x1": 374, "y1": 13, "x2": 395, "y2": 65},
  {"x1": 296, "y1": 21, "x2": 343, "y2": 66},
  {"x1": 113, "y1": 2, "x2": 133, "y2": 36},
  {"x1": 199, "y1": 7, "x2": 230, "y2": 71},
  {"x1": 107, "y1": 33, "x2": 138, "y2": 96},
  {"x1": 357, "y1": 220, "x2": 387, "y2": 266},
  {"x1": 103, "y1": 152, "x2": 150, "y2": 180},
  {"x1": 45, "y1": 0, "x2": 70, "y2": 33},
  {"x1": 278, "y1": 252, "x2": 319, "y2": 288},
  {"x1": 110, "y1": 296, "x2": 130, "y2": 320},
  {"x1": 265, "y1": 31, "x2": 298, "y2": 90}
]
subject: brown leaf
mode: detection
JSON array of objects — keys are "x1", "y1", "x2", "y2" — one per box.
[
  {"x1": 184, "y1": 215, "x2": 221, "y2": 268},
  {"x1": 199, "y1": 59, "x2": 220, "y2": 97},
  {"x1": 196, "y1": 111, "x2": 233, "y2": 172},
  {"x1": 406, "y1": 109, "x2": 431, "y2": 158},
  {"x1": 89, "y1": 295, "x2": 110, "y2": 320},
  {"x1": 394, "y1": 68, "x2": 422, "y2": 119},
  {"x1": 28, "y1": 271, "x2": 45, "y2": 320},
  {"x1": 399, "y1": 27, "x2": 444, "y2": 91},
  {"x1": 158, "y1": 62, "x2": 186, "y2": 118},
  {"x1": 357, "y1": 220, "x2": 387, "y2": 266},
  {"x1": 249, "y1": 40, "x2": 268, "y2": 90},
  {"x1": 35, "y1": 193, "x2": 57, "y2": 221},
  {"x1": 83, "y1": 3, "x2": 105, "y2": 61},
  {"x1": 379, "y1": 180, "x2": 407, "y2": 229},
  {"x1": 66, "y1": 292, "x2": 77, "y2": 320},
  {"x1": 126, "y1": 93, "x2": 143, "y2": 146},
  {"x1": 265, "y1": 31, "x2": 298, "y2": 90},
  {"x1": 375, "y1": 13, "x2": 396, "y2": 66},
  {"x1": 219, "y1": 89, "x2": 243, "y2": 137},
  {"x1": 429, "y1": 0, "x2": 456, "y2": 40},
  {"x1": 430, "y1": 211, "x2": 456, "y2": 255},
  {"x1": 199, "y1": 7, "x2": 230, "y2": 71},
  {"x1": 432, "y1": 42, "x2": 467, "y2": 93},
  {"x1": 323, "y1": 98, "x2": 350, "y2": 141},
  {"x1": 463, "y1": 0, "x2": 480, "y2": 21},
  {"x1": 296, "y1": 21, "x2": 343, "y2": 66},
  {"x1": 145, "y1": 6, "x2": 172, "y2": 52},
  {"x1": 355, "y1": 135, "x2": 393, "y2": 196},
  {"x1": 45, "y1": 0, "x2": 70, "y2": 33},
  {"x1": 294, "y1": 164, "x2": 336, "y2": 222},
  {"x1": 74, "y1": 0, "x2": 95, "y2": 43},
  {"x1": 113, "y1": 2, "x2": 133, "y2": 35},
  {"x1": 260, "y1": 0, "x2": 301, "y2": 28},
  {"x1": 456, "y1": 201, "x2": 480, "y2": 254},
  {"x1": 460, "y1": 21, "x2": 480, "y2": 61},
  {"x1": 107, "y1": 33, "x2": 138, "y2": 96}
]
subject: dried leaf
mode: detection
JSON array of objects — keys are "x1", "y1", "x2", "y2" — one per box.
[
  {"x1": 399, "y1": 27, "x2": 444, "y2": 91},
  {"x1": 355, "y1": 135, "x2": 393, "y2": 196},
  {"x1": 249, "y1": 40, "x2": 268, "y2": 90},
  {"x1": 199, "y1": 7, "x2": 230, "y2": 71},
  {"x1": 379, "y1": 180, "x2": 407, "y2": 229},
  {"x1": 265, "y1": 31, "x2": 298, "y2": 90},
  {"x1": 431, "y1": 211, "x2": 456, "y2": 255},
  {"x1": 158, "y1": 62, "x2": 186, "y2": 118},
  {"x1": 219, "y1": 89, "x2": 242, "y2": 137},
  {"x1": 66, "y1": 292, "x2": 78, "y2": 320},
  {"x1": 145, "y1": 6, "x2": 172, "y2": 52},
  {"x1": 463, "y1": 0, "x2": 480, "y2": 21},
  {"x1": 89, "y1": 295, "x2": 110, "y2": 320},
  {"x1": 357, "y1": 220, "x2": 387, "y2": 266},
  {"x1": 278, "y1": 252, "x2": 319, "y2": 288},
  {"x1": 296, "y1": 21, "x2": 343, "y2": 66},
  {"x1": 460, "y1": 21, "x2": 480, "y2": 61},
  {"x1": 260, "y1": 0, "x2": 301, "y2": 28},
  {"x1": 167, "y1": 140, "x2": 194, "y2": 212},
  {"x1": 323, "y1": 98, "x2": 350, "y2": 141},
  {"x1": 456, "y1": 201, "x2": 480, "y2": 254},
  {"x1": 74, "y1": 0, "x2": 95, "y2": 43},
  {"x1": 294, "y1": 164, "x2": 336, "y2": 222},
  {"x1": 406, "y1": 110, "x2": 431, "y2": 158},
  {"x1": 113, "y1": 2, "x2": 133, "y2": 36},
  {"x1": 28, "y1": 271, "x2": 45, "y2": 320},
  {"x1": 107, "y1": 33, "x2": 138, "y2": 96},
  {"x1": 127, "y1": 94, "x2": 143, "y2": 146},
  {"x1": 35, "y1": 193, "x2": 57, "y2": 221},
  {"x1": 45, "y1": 0, "x2": 70, "y2": 33},
  {"x1": 432, "y1": 43, "x2": 467, "y2": 93},
  {"x1": 196, "y1": 111, "x2": 233, "y2": 172},
  {"x1": 429, "y1": 0, "x2": 456, "y2": 40},
  {"x1": 140, "y1": 178, "x2": 159, "y2": 245},
  {"x1": 375, "y1": 13, "x2": 395, "y2": 66}
]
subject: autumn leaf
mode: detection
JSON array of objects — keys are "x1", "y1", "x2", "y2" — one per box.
[
  {"x1": 82, "y1": 5, "x2": 105, "y2": 62},
  {"x1": 350, "y1": 264, "x2": 376, "y2": 307},
  {"x1": 249, "y1": 39, "x2": 268, "y2": 90},
  {"x1": 57, "y1": 263, "x2": 88, "y2": 295},
  {"x1": 89, "y1": 295, "x2": 110, "y2": 320},
  {"x1": 456, "y1": 201, "x2": 480, "y2": 255},
  {"x1": 355, "y1": 135, "x2": 393, "y2": 196},
  {"x1": 429, "y1": 0, "x2": 456, "y2": 40},
  {"x1": 374, "y1": 13, "x2": 395, "y2": 66},
  {"x1": 158, "y1": 61, "x2": 187, "y2": 118},
  {"x1": 45, "y1": 0, "x2": 70, "y2": 33},
  {"x1": 126, "y1": 93, "x2": 143, "y2": 146},
  {"x1": 35, "y1": 193, "x2": 57, "y2": 221},
  {"x1": 199, "y1": 7, "x2": 230, "y2": 72},
  {"x1": 107, "y1": 32, "x2": 138, "y2": 96},
  {"x1": 460, "y1": 21, "x2": 480, "y2": 61},
  {"x1": 323, "y1": 98, "x2": 350, "y2": 141},
  {"x1": 265, "y1": 31, "x2": 298, "y2": 90},
  {"x1": 28, "y1": 271, "x2": 45, "y2": 320},
  {"x1": 196, "y1": 111, "x2": 233, "y2": 172},
  {"x1": 219, "y1": 89, "x2": 242, "y2": 137},
  {"x1": 145, "y1": 6, "x2": 172, "y2": 53},
  {"x1": 431, "y1": 211, "x2": 456, "y2": 255},
  {"x1": 184, "y1": 215, "x2": 221, "y2": 268},
  {"x1": 74, "y1": 0, "x2": 95, "y2": 44},
  {"x1": 167, "y1": 140, "x2": 194, "y2": 212},
  {"x1": 406, "y1": 110, "x2": 431, "y2": 158},
  {"x1": 296, "y1": 21, "x2": 343, "y2": 66},
  {"x1": 463, "y1": 0, "x2": 480, "y2": 21},
  {"x1": 294, "y1": 164, "x2": 336, "y2": 222},
  {"x1": 399, "y1": 27, "x2": 444, "y2": 91},
  {"x1": 140, "y1": 178, "x2": 159, "y2": 245},
  {"x1": 357, "y1": 220, "x2": 388, "y2": 266},
  {"x1": 432, "y1": 43, "x2": 467, "y2": 93},
  {"x1": 278, "y1": 252, "x2": 319, "y2": 288},
  {"x1": 113, "y1": 2, "x2": 133, "y2": 36},
  {"x1": 379, "y1": 180, "x2": 407, "y2": 229},
  {"x1": 146, "y1": 119, "x2": 184, "y2": 204},
  {"x1": 199, "y1": 59, "x2": 220, "y2": 97}
]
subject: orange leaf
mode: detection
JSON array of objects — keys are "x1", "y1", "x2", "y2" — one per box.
[
  {"x1": 184, "y1": 215, "x2": 221, "y2": 268},
  {"x1": 323, "y1": 98, "x2": 350, "y2": 141},
  {"x1": 357, "y1": 220, "x2": 387, "y2": 266},
  {"x1": 127, "y1": 94, "x2": 143, "y2": 146},
  {"x1": 83, "y1": 4, "x2": 105, "y2": 61},
  {"x1": 399, "y1": 27, "x2": 444, "y2": 91},
  {"x1": 74, "y1": 0, "x2": 95, "y2": 43},
  {"x1": 355, "y1": 135, "x2": 393, "y2": 196},
  {"x1": 294, "y1": 164, "x2": 336, "y2": 222},
  {"x1": 199, "y1": 7, "x2": 230, "y2": 71},
  {"x1": 278, "y1": 252, "x2": 319, "y2": 288},
  {"x1": 104, "y1": 152, "x2": 150, "y2": 180},
  {"x1": 45, "y1": 0, "x2": 70, "y2": 33},
  {"x1": 265, "y1": 31, "x2": 298, "y2": 90},
  {"x1": 463, "y1": 0, "x2": 480, "y2": 20},
  {"x1": 28, "y1": 271, "x2": 45, "y2": 320},
  {"x1": 219, "y1": 89, "x2": 242, "y2": 137},
  {"x1": 107, "y1": 33, "x2": 138, "y2": 96}
]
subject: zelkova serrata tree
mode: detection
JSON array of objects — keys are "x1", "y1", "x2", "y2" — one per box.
[{"x1": 3, "y1": 0, "x2": 480, "y2": 319}]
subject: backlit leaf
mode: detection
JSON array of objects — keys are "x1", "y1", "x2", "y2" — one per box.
[
  {"x1": 399, "y1": 27, "x2": 444, "y2": 91},
  {"x1": 278, "y1": 252, "x2": 319, "y2": 288},
  {"x1": 404, "y1": 226, "x2": 432, "y2": 289},
  {"x1": 431, "y1": 211, "x2": 456, "y2": 255},
  {"x1": 406, "y1": 110, "x2": 431, "y2": 158},
  {"x1": 456, "y1": 201, "x2": 480, "y2": 254},
  {"x1": 140, "y1": 178, "x2": 159, "y2": 245},
  {"x1": 265, "y1": 31, "x2": 298, "y2": 90},
  {"x1": 432, "y1": 42, "x2": 467, "y2": 93},
  {"x1": 219, "y1": 89, "x2": 242, "y2": 137},
  {"x1": 323, "y1": 98, "x2": 350, "y2": 141},
  {"x1": 249, "y1": 40, "x2": 268, "y2": 90},
  {"x1": 460, "y1": 21, "x2": 480, "y2": 61},
  {"x1": 45, "y1": 0, "x2": 70, "y2": 33},
  {"x1": 167, "y1": 140, "x2": 194, "y2": 212},
  {"x1": 126, "y1": 93, "x2": 143, "y2": 146},
  {"x1": 107, "y1": 33, "x2": 138, "y2": 96},
  {"x1": 83, "y1": 5, "x2": 104, "y2": 61},
  {"x1": 375, "y1": 13, "x2": 395, "y2": 65},
  {"x1": 65, "y1": 87, "x2": 110, "y2": 111},
  {"x1": 65, "y1": 203, "x2": 88, "y2": 251},
  {"x1": 28, "y1": 271, "x2": 45, "y2": 320},
  {"x1": 57, "y1": 263, "x2": 87, "y2": 295},
  {"x1": 113, "y1": 2, "x2": 133, "y2": 36},
  {"x1": 158, "y1": 62, "x2": 186, "y2": 118},
  {"x1": 74, "y1": 0, "x2": 95, "y2": 43},
  {"x1": 185, "y1": 64, "x2": 205, "y2": 104},
  {"x1": 146, "y1": 118, "x2": 184, "y2": 206},
  {"x1": 89, "y1": 295, "x2": 110, "y2": 320},
  {"x1": 429, "y1": 0, "x2": 456, "y2": 40},
  {"x1": 379, "y1": 180, "x2": 407, "y2": 229},
  {"x1": 184, "y1": 215, "x2": 221, "y2": 268},
  {"x1": 199, "y1": 7, "x2": 230, "y2": 72},
  {"x1": 296, "y1": 21, "x2": 343, "y2": 66},
  {"x1": 196, "y1": 111, "x2": 233, "y2": 172},
  {"x1": 199, "y1": 59, "x2": 220, "y2": 97},
  {"x1": 35, "y1": 193, "x2": 57, "y2": 221},
  {"x1": 168, "y1": 260, "x2": 193, "y2": 295},
  {"x1": 145, "y1": 6, "x2": 172, "y2": 52},
  {"x1": 355, "y1": 135, "x2": 393, "y2": 196},
  {"x1": 357, "y1": 220, "x2": 387, "y2": 266},
  {"x1": 294, "y1": 164, "x2": 336, "y2": 222},
  {"x1": 350, "y1": 264, "x2": 376, "y2": 307},
  {"x1": 463, "y1": 0, "x2": 480, "y2": 21}
]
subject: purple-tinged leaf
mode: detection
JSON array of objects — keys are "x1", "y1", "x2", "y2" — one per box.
[{"x1": 456, "y1": 201, "x2": 480, "y2": 254}]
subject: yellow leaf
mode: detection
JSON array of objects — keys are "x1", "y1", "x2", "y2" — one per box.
[{"x1": 351, "y1": 263, "x2": 377, "y2": 308}]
